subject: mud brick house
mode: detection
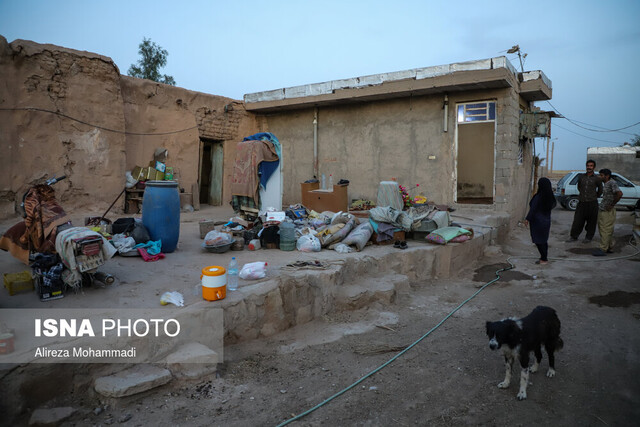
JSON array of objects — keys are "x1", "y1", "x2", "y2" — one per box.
[{"x1": 0, "y1": 36, "x2": 256, "y2": 218}]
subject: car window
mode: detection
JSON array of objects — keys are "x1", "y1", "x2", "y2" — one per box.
[
  {"x1": 557, "y1": 173, "x2": 571, "y2": 187},
  {"x1": 569, "y1": 174, "x2": 580, "y2": 185},
  {"x1": 612, "y1": 175, "x2": 631, "y2": 187}
]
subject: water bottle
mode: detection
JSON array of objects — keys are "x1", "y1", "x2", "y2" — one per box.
[
  {"x1": 329, "y1": 174, "x2": 333, "y2": 191},
  {"x1": 227, "y1": 257, "x2": 239, "y2": 291},
  {"x1": 321, "y1": 174, "x2": 326, "y2": 190}
]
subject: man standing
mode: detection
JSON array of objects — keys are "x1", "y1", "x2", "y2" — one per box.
[
  {"x1": 593, "y1": 169, "x2": 622, "y2": 256},
  {"x1": 568, "y1": 159, "x2": 603, "y2": 243}
]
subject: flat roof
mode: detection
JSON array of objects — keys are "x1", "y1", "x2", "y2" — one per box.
[
  {"x1": 588, "y1": 146, "x2": 640, "y2": 154},
  {"x1": 244, "y1": 56, "x2": 552, "y2": 112}
]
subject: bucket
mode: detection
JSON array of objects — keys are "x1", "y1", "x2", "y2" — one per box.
[
  {"x1": 201, "y1": 266, "x2": 226, "y2": 301},
  {"x1": 142, "y1": 181, "x2": 180, "y2": 253},
  {"x1": 0, "y1": 333, "x2": 15, "y2": 354}
]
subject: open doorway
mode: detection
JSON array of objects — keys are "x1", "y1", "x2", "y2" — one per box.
[
  {"x1": 455, "y1": 101, "x2": 496, "y2": 204},
  {"x1": 199, "y1": 139, "x2": 224, "y2": 206}
]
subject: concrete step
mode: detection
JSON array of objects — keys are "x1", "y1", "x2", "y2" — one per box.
[
  {"x1": 28, "y1": 407, "x2": 76, "y2": 426},
  {"x1": 94, "y1": 364, "x2": 172, "y2": 398},
  {"x1": 336, "y1": 273, "x2": 409, "y2": 310},
  {"x1": 165, "y1": 342, "x2": 219, "y2": 379}
]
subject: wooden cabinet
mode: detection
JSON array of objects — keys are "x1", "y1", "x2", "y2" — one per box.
[{"x1": 301, "y1": 183, "x2": 348, "y2": 213}]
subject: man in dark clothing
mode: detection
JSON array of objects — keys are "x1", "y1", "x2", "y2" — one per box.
[{"x1": 568, "y1": 159, "x2": 603, "y2": 243}]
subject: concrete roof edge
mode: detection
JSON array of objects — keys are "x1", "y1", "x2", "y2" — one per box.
[
  {"x1": 244, "y1": 56, "x2": 519, "y2": 103},
  {"x1": 587, "y1": 146, "x2": 640, "y2": 154},
  {"x1": 521, "y1": 70, "x2": 553, "y2": 89}
]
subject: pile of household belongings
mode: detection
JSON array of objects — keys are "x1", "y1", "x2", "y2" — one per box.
[
  {"x1": 368, "y1": 204, "x2": 473, "y2": 245},
  {"x1": 230, "y1": 132, "x2": 281, "y2": 212}
]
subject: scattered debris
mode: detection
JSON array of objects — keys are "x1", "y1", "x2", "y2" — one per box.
[{"x1": 352, "y1": 344, "x2": 408, "y2": 355}]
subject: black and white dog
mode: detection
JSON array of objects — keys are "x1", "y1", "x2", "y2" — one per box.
[{"x1": 485, "y1": 306, "x2": 563, "y2": 400}]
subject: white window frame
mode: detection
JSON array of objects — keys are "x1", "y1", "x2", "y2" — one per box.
[
  {"x1": 457, "y1": 101, "x2": 497, "y2": 124},
  {"x1": 454, "y1": 100, "x2": 498, "y2": 203}
]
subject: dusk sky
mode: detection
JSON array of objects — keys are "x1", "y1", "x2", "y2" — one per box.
[{"x1": 1, "y1": 0, "x2": 638, "y2": 171}]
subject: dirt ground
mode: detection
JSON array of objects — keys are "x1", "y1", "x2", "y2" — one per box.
[{"x1": 2, "y1": 206, "x2": 640, "y2": 426}]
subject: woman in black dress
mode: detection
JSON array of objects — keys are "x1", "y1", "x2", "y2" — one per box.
[{"x1": 526, "y1": 177, "x2": 557, "y2": 264}]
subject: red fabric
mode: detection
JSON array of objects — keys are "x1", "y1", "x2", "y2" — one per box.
[
  {"x1": 137, "y1": 247, "x2": 165, "y2": 262},
  {"x1": 230, "y1": 140, "x2": 278, "y2": 200}
]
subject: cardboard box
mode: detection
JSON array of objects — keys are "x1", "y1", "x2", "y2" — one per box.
[
  {"x1": 131, "y1": 166, "x2": 144, "y2": 181},
  {"x1": 155, "y1": 161, "x2": 166, "y2": 173},
  {"x1": 142, "y1": 166, "x2": 155, "y2": 180},
  {"x1": 165, "y1": 166, "x2": 174, "y2": 180},
  {"x1": 154, "y1": 170, "x2": 165, "y2": 180},
  {"x1": 266, "y1": 211, "x2": 286, "y2": 222}
]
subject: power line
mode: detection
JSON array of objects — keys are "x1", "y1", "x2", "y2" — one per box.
[
  {"x1": 0, "y1": 107, "x2": 198, "y2": 136},
  {"x1": 553, "y1": 122, "x2": 625, "y2": 145},
  {"x1": 566, "y1": 118, "x2": 637, "y2": 136},
  {"x1": 546, "y1": 101, "x2": 640, "y2": 134}
]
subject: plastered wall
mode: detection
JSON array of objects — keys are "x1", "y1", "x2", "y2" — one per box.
[{"x1": 257, "y1": 87, "x2": 532, "y2": 222}]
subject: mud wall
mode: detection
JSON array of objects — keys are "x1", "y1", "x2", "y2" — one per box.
[
  {"x1": 0, "y1": 36, "x2": 127, "y2": 216},
  {"x1": 0, "y1": 36, "x2": 259, "y2": 219},
  {"x1": 120, "y1": 77, "x2": 257, "y2": 205}
]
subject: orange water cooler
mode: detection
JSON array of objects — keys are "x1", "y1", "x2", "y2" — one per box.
[{"x1": 201, "y1": 266, "x2": 226, "y2": 301}]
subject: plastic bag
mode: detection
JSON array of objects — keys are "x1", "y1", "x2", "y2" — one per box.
[
  {"x1": 204, "y1": 230, "x2": 233, "y2": 246},
  {"x1": 296, "y1": 235, "x2": 321, "y2": 252},
  {"x1": 334, "y1": 243, "x2": 354, "y2": 253},
  {"x1": 160, "y1": 291, "x2": 184, "y2": 307},
  {"x1": 239, "y1": 261, "x2": 268, "y2": 280}
]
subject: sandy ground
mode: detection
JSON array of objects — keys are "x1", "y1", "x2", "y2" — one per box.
[{"x1": 2, "y1": 206, "x2": 640, "y2": 426}]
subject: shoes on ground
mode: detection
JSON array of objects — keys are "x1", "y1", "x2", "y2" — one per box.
[
  {"x1": 565, "y1": 237, "x2": 578, "y2": 243},
  {"x1": 535, "y1": 260, "x2": 548, "y2": 265},
  {"x1": 592, "y1": 249, "x2": 606, "y2": 257},
  {"x1": 582, "y1": 238, "x2": 592, "y2": 244}
]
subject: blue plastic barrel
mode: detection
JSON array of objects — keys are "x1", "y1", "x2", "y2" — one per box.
[{"x1": 142, "y1": 181, "x2": 180, "y2": 253}]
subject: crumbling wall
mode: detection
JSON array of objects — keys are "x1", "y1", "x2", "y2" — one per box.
[
  {"x1": 0, "y1": 36, "x2": 258, "y2": 219},
  {"x1": 120, "y1": 77, "x2": 257, "y2": 205},
  {"x1": 0, "y1": 36, "x2": 127, "y2": 218}
]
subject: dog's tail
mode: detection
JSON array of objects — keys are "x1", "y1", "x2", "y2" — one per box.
[{"x1": 555, "y1": 337, "x2": 564, "y2": 351}]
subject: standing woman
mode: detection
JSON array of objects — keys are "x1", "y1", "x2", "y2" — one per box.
[{"x1": 526, "y1": 177, "x2": 557, "y2": 264}]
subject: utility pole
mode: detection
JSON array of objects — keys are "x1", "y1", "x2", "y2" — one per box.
[
  {"x1": 545, "y1": 136, "x2": 550, "y2": 176},
  {"x1": 550, "y1": 139, "x2": 555, "y2": 173}
]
